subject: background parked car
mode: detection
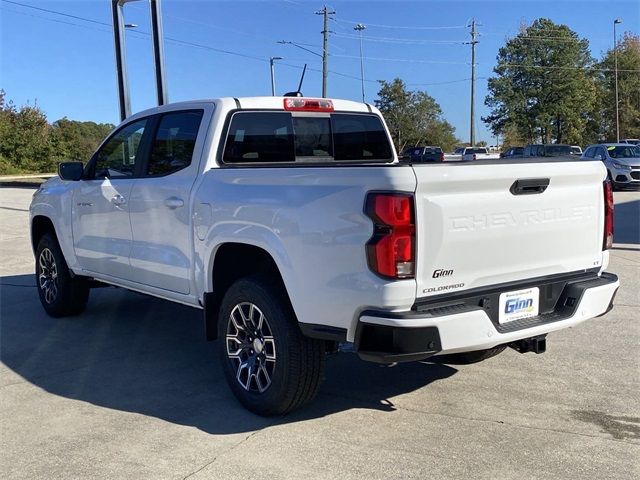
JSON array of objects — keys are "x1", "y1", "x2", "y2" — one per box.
[
  {"x1": 501, "y1": 146, "x2": 524, "y2": 158},
  {"x1": 461, "y1": 147, "x2": 501, "y2": 161},
  {"x1": 400, "y1": 146, "x2": 444, "y2": 163},
  {"x1": 444, "y1": 147, "x2": 465, "y2": 162},
  {"x1": 582, "y1": 143, "x2": 640, "y2": 190},
  {"x1": 523, "y1": 144, "x2": 572, "y2": 157},
  {"x1": 570, "y1": 145, "x2": 583, "y2": 155},
  {"x1": 621, "y1": 139, "x2": 640, "y2": 146}
]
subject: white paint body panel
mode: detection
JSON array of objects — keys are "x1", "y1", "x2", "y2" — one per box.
[
  {"x1": 29, "y1": 96, "x2": 616, "y2": 350},
  {"x1": 412, "y1": 161, "x2": 607, "y2": 299}
]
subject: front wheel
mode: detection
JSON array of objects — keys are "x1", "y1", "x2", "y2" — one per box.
[
  {"x1": 35, "y1": 233, "x2": 89, "y2": 317},
  {"x1": 218, "y1": 275, "x2": 325, "y2": 416}
]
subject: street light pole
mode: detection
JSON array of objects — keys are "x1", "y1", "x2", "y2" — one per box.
[
  {"x1": 354, "y1": 23, "x2": 366, "y2": 103},
  {"x1": 270, "y1": 56, "x2": 283, "y2": 96},
  {"x1": 614, "y1": 18, "x2": 622, "y2": 142}
]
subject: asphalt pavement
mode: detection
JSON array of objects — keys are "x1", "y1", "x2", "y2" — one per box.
[{"x1": 1, "y1": 187, "x2": 638, "y2": 479}]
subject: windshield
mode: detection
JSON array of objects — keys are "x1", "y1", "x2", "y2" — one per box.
[
  {"x1": 608, "y1": 145, "x2": 640, "y2": 158},
  {"x1": 467, "y1": 148, "x2": 487, "y2": 154}
]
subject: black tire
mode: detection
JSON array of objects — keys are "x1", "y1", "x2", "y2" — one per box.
[
  {"x1": 437, "y1": 345, "x2": 506, "y2": 365},
  {"x1": 218, "y1": 275, "x2": 325, "y2": 416},
  {"x1": 35, "y1": 233, "x2": 89, "y2": 317}
]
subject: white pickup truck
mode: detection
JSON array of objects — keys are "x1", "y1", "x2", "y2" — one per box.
[
  {"x1": 30, "y1": 96, "x2": 619, "y2": 415},
  {"x1": 462, "y1": 146, "x2": 502, "y2": 161}
]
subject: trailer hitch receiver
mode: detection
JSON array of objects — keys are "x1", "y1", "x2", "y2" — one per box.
[{"x1": 510, "y1": 335, "x2": 547, "y2": 354}]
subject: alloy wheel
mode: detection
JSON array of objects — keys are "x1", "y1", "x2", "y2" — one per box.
[
  {"x1": 226, "y1": 302, "x2": 276, "y2": 393},
  {"x1": 38, "y1": 248, "x2": 58, "y2": 304}
]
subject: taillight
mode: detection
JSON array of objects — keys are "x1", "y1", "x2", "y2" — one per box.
[
  {"x1": 439, "y1": 152, "x2": 445, "y2": 162},
  {"x1": 283, "y1": 98, "x2": 334, "y2": 112},
  {"x1": 603, "y1": 180, "x2": 614, "y2": 250},
  {"x1": 365, "y1": 193, "x2": 415, "y2": 279}
]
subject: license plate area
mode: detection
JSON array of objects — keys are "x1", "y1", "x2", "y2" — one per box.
[{"x1": 499, "y1": 287, "x2": 540, "y2": 324}]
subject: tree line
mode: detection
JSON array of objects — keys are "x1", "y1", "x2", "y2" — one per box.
[{"x1": 0, "y1": 90, "x2": 114, "y2": 175}]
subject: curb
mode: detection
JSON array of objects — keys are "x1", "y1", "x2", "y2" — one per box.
[{"x1": 0, "y1": 181, "x2": 45, "y2": 188}]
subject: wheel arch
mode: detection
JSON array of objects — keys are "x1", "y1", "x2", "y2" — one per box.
[
  {"x1": 203, "y1": 242, "x2": 294, "y2": 341},
  {"x1": 31, "y1": 215, "x2": 57, "y2": 253}
]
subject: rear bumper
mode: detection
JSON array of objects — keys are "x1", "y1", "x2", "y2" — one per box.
[{"x1": 355, "y1": 272, "x2": 619, "y2": 363}]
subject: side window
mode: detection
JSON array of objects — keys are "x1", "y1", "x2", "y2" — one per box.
[
  {"x1": 583, "y1": 147, "x2": 592, "y2": 158},
  {"x1": 223, "y1": 112, "x2": 294, "y2": 163},
  {"x1": 92, "y1": 119, "x2": 147, "y2": 179},
  {"x1": 147, "y1": 110, "x2": 204, "y2": 176},
  {"x1": 594, "y1": 147, "x2": 604, "y2": 159}
]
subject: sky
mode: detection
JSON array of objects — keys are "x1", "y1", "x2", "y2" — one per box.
[{"x1": 1, "y1": 0, "x2": 639, "y2": 145}]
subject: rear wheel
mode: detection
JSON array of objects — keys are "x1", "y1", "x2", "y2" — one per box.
[
  {"x1": 35, "y1": 233, "x2": 89, "y2": 317},
  {"x1": 218, "y1": 275, "x2": 325, "y2": 416},
  {"x1": 438, "y1": 345, "x2": 506, "y2": 365}
]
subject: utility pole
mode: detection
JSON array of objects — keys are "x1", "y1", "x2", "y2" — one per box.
[
  {"x1": 354, "y1": 23, "x2": 366, "y2": 102},
  {"x1": 614, "y1": 18, "x2": 622, "y2": 142},
  {"x1": 468, "y1": 18, "x2": 478, "y2": 146},
  {"x1": 315, "y1": 6, "x2": 335, "y2": 98}
]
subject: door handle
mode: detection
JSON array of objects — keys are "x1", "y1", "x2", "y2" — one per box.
[
  {"x1": 110, "y1": 194, "x2": 127, "y2": 206},
  {"x1": 164, "y1": 196, "x2": 184, "y2": 209}
]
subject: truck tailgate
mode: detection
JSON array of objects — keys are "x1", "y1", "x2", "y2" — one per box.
[{"x1": 412, "y1": 160, "x2": 606, "y2": 298}]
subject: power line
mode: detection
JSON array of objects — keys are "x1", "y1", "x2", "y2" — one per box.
[
  {"x1": 0, "y1": 1, "x2": 389, "y2": 89},
  {"x1": 500, "y1": 64, "x2": 640, "y2": 73},
  {"x1": 331, "y1": 54, "x2": 469, "y2": 65},
  {"x1": 334, "y1": 17, "x2": 466, "y2": 30},
  {"x1": 2, "y1": 0, "x2": 111, "y2": 26},
  {"x1": 333, "y1": 32, "x2": 466, "y2": 45},
  {"x1": 407, "y1": 78, "x2": 479, "y2": 86}
]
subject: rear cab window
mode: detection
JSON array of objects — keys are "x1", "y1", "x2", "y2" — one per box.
[{"x1": 222, "y1": 111, "x2": 393, "y2": 165}]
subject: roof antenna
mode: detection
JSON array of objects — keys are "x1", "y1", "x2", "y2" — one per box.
[{"x1": 284, "y1": 64, "x2": 306, "y2": 97}]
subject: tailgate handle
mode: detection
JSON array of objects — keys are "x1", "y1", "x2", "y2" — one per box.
[{"x1": 510, "y1": 178, "x2": 549, "y2": 195}]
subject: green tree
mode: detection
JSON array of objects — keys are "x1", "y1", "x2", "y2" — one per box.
[
  {"x1": 484, "y1": 18, "x2": 599, "y2": 145},
  {"x1": 375, "y1": 78, "x2": 458, "y2": 152},
  {"x1": 598, "y1": 33, "x2": 640, "y2": 141},
  {"x1": 0, "y1": 91, "x2": 55, "y2": 173},
  {"x1": 51, "y1": 118, "x2": 114, "y2": 163},
  {"x1": 0, "y1": 90, "x2": 114, "y2": 174}
]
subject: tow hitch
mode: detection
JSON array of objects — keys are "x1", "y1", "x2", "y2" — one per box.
[{"x1": 510, "y1": 335, "x2": 547, "y2": 354}]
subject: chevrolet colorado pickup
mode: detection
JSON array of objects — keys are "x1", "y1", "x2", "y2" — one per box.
[{"x1": 30, "y1": 97, "x2": 619, "y2": 415}]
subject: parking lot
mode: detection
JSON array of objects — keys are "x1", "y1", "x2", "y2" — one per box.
[{"x1": 1, "y1": 186, "x2": 638, "y2": 479}]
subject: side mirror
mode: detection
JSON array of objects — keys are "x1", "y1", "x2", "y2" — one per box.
[
  {"x1": 598, "y1": 154, "x2": 606, "y2": 161},
  {"x1": 58, "y1": 162, "x2": 84, "y2": 181}
]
